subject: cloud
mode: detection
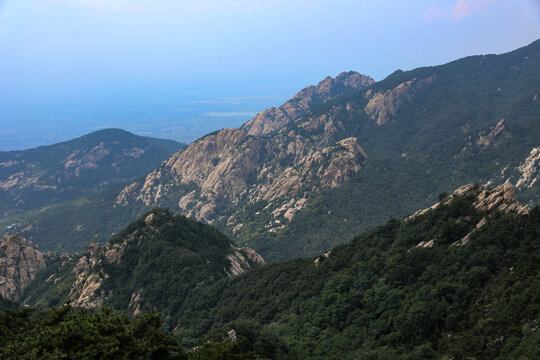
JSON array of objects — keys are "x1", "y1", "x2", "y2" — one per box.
[
  {"x1": 423, "y1": 0, "x2": 496, "y2": 22},
  {"x1": 424, "y1": 4, "x2": 445, "y2": 22},
  {"x1": 452, "y1": 0, "x2": 495, "y2": 20},
  {"x1": 203, "y1": 111, "x2": 258, "y2": 117}
]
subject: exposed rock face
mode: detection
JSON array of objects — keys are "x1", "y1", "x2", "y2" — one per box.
[
  {"x1": 454, "y1": 183, "x2": 529, "y2": 215},
  {"x1": 114, "y1": 73, "x2": 380, "y2": 240},
  {"x1": 117, "y1": 126, "x2": 368, "y2": 226},
  {"x1": 0, "y1": 234, "x2": 48, "y2": 301},
  {"x1": 242, "y1": 71, "x2": 374, "y2": 136},
  {"x1": 226, "y1": 245, "x2": 266, "y2": 277},
  {"x1": 516, "y1": 147, "x2": 540, "y2": 189},
  {"x1": 408, "y1": 183, "x2": 529, "y2": 247},
  {"x1": 69, "y1": 242, "x2": 107, "y2": 308},
  {"x1": 411, "y1": 183, "x2": 529, "y2": 221},
  {"x1": 476, "y1": 119, "x2": 511, "y2": 148},
  {"x1": 364, "y1": 75, "x2": 435, "y2": 125}
]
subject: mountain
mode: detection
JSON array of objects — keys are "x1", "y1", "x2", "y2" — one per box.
[
  {"x1": 0, "y1": 128, "x2": 183, "y2": 217},
  {"x1": 20, "y1": 208, "x2": 264, "y2": 331},
  {"x1": 115, "y1": 40, "x2": 540, "y2": 260},
  {"x1": 0, "y1": 72, "x2": 374, "y2": 254}
]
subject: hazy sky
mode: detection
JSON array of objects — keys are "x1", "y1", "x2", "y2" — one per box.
[{"x1": 1, "y1": 0, "x2": 539, "y2": 150}]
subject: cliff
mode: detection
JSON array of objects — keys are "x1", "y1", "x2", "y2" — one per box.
[{"x1": 0, "y1": 234, "x2": 49, "y2": 301}]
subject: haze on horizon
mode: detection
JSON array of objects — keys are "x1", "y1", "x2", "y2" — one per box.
[{"x1": 1, "y1": 0, "x2": 539, "y2": 151}]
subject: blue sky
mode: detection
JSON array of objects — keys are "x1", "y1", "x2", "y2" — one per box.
[{"x1": 0, "y1": 0, "x2": 539, "y2": 150}]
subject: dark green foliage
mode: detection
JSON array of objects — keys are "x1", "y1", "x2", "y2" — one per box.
[
  {"x1": 173, "y1": 200, "x2": 540, "y2": 359},
  {"x1": 0, "y1": 296, "x2": 19, "y2": 312},
  {"x1": 0, "y1": 303, "x2": 185, "y2": 359},
  {"x1": 21, "y1": 255, "x2": 78, "y2": 308},
  {"x1": 21, "y1": 208, "x2": 238, "y2": 333},
  {"x1": 102, "y1": 209, "x2": 233, "y2": 329}
]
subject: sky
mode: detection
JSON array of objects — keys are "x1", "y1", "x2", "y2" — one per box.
[{"x1": 0, "y1": 0, "x2": 539, "y2": 150}]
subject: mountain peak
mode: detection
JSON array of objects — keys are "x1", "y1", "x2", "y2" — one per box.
[{"x1": 242, "y1": 71, "x2": 373, "y2": 136}]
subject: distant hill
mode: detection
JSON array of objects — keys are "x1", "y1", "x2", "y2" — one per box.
[{"x1": 0, "y1": 128, "x2": 183, "y2": 217}]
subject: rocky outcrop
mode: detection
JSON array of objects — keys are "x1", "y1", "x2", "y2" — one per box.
[
  {"x1": 226, "y1": 245, "x2": 266, "y2": 277},
  {"x1": 242, "y1": 71, "x2": 373, "y2": 136},
  {"x1": 476, "y1": 119, "x2": 511, "y2": 148},
  {"x1": 516, "y1": 147, "x2": 540, "y2": 189},
  {"x1": 0, "y1": 234, "x2": 49, "y2": 301},
  {"x1": 454, "y1": 183, "x2": 529, "y2": 215},
  {"x1": 114, "y1": 73, "x2": 377, "y2": 240},
  {"x1": 411, "y1": 183, "x2": 529, "y2": 221},
  {"x1": 364, "y1": 75, "x2": 435, "y2": 125},
  {"x1": 69, "y1": 242, "x2": 107, "y2": 308},
  {"x1": 409, "y1": 183, "x2": 529, "y2": 247}
]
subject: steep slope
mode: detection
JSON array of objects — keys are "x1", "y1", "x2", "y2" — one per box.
[
  {"x1": 0, "y1": 234, "x2": 49, "y2": 301},
  {"x1": 21, "y1": 208, "x2": 264, "y2": 330},
  {"x1": 0, "y1": 128, "x2": 183, "y2": 217},
  {"x1": 169, "y1": 183, "x2": 540, "y2": 359}
]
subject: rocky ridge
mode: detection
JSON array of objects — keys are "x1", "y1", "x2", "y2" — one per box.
[
  {"x1": 242, "y1": 71, "x2": 374, "y2": 136},
  {"x1": 410, "y1": 183, "x2": 529, "y2": 247},
  {"x1": 516, "y1": 147, "x2": 540, "y2": 189},
  {"x1": 0, "y1": 234, "x2": 49, "y2": 301},
  {"x1": 411, "y1": 182, "x2": 529, "y2": 220},
  {"x1": 116, "y1": 125, "x2": 368, "y2": 229},
  {"x1": 475, "y1": 119, "x2": 511, "y2": 148},
  {"x1": 115, "y1": 71, "x2": 440, "y2": 237}
]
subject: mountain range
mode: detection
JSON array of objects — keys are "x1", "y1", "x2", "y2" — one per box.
[
  {"x1": 1, "y1": 41, "x2": 539, "y2": 261},
  {"x1": 116, "y1": 39, "x2": 540, "y2": 260},
  {"x1": 0, "y1": 39, "x2": 539, "y2": 359}
]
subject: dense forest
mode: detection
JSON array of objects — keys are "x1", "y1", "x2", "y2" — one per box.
[{"x1": 5, "y1": 188, "x2": 539, "y2": 359}]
